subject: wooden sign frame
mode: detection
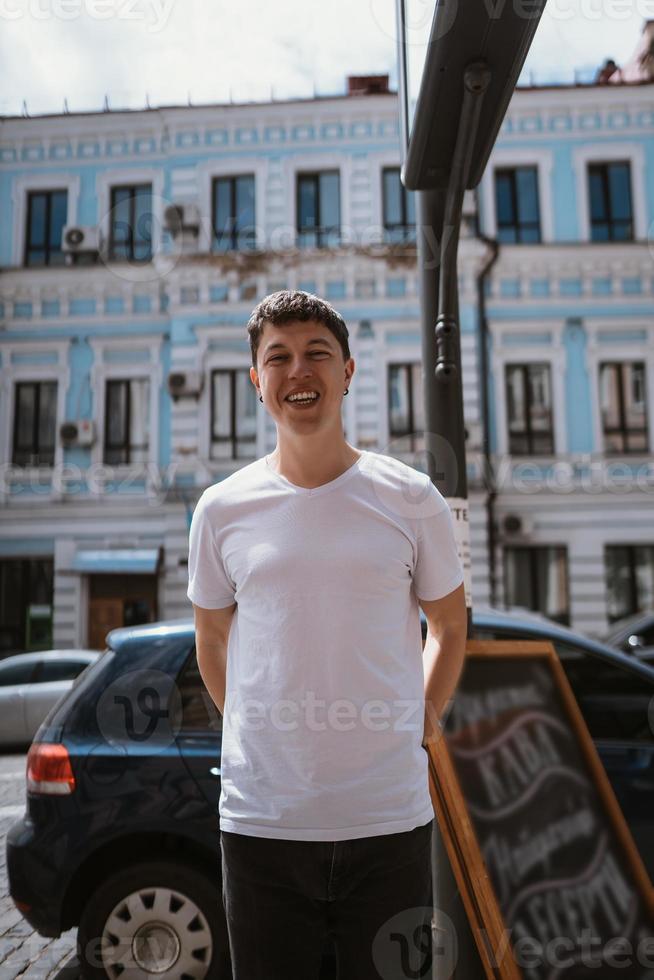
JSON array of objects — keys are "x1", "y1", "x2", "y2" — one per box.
[{"x1": 425, "y1": 640, "x2": 654, "y2": 979}]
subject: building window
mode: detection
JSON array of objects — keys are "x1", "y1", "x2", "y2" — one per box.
[
  {"x1": 104, "y1": 378, "x2": 150, "y2": 465},
  {"x1": 212, "y1": 175, "x2": 256, "y2": 251},
  {"x1": 599, "y1": 362, "x2": 648, "y2": 454},
  {"x1": 494, "y1": 167, "x2": 541, "y2": 243},
  {"x1": 0, "y1": 558, "x2": 54, "y2": 653},
  {"x1": 210, "y1": 369, "x2": 257, "y2": 460},
  {"x1": 109, "y1": 184, "x2": 153, "y2": 261},
  {"x1": 12, "y1": 381, "x2": 57, "y2": 467},
  {"x1": 588, "y1": 162, "x2": 633, "y2": 242},
  {"x1": 605, "y1": 545, "x2": 654, "y2": 624},
  {"x1": 24, "y1": 190, "x2": 68, "y2": 267},
  {"x1": 388, "y1": 363, "x2": 424, "y2": 453},
  {"x1": 504, "y1": 546, "x2": 569, "y2": 625},
  {"x1": 382, "y1": 167, "x2": 416, "y2": 243},
  {"x1": 505, "y1": 364, "x2": 554, "y2": 455},
  {"x1": 296, "y1": 171, "x2": 340, "y2": 248}
]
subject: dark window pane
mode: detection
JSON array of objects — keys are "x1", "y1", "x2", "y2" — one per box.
[
  {"x1": 506, "y1": 364, "x2": 553, "y2": 455},
  {"x1": 110, "y1": 184, "x2": 152, "y2": 261},
  {"x1": 38, "y1": 660, "x2": 87, "y2": 683},
  {"x1": 589, "y1": 163, "x2": 633, "y2": 241},
  {"x1": 608, "y1": 163, "x2": 632, "y2": 221},
  {"x1": 25, "y1": 190, "x2": 68, "y2": 266},
  {"x1": 319, "y1": 172, "x2": 339, "y2": 230},
  {"x1": 211, "y1": 369, "x2": 256, "y2": 461},
  {"x1": 516, "y1": 168, "x2": 539, "y2": 224},
  {"x1": 0, "y1": 660, "x2": 36, "y2": 686},
  {"x1": 29, "y1": 194, "x2": 47, "y2": 248},
  {"x1": 178, "y1": 650, "x2": 222, "y2": 731},
  {"x1": 504, "y1": 546, "x2": 569, "y2": 624},
  {"x1": 495, "y1": 168, "x2": 540, "y2": 243},
  {"x1": 589, "y1": 169, "x2": 607, "y2": 222},
  {"x1": 213, "y1": 176, "x2": 256, "y2": 250},
  {"x1": 600, "y1": 362, "x2": 648, "y2": 455},
  {"x1": 49, "y1": 191, "x2": 68, "y2": 250},
  {"x1": 383, "y1": 170, "x2": 402, "y2": 226},
  {"x1": 235, "y1": 176, "x2": 255, "y2": 245},
  {"x1": 298, "y1": 176, "x2": 317, "y2": 229},
  {"x1": 495, "y1": 173, "x2": 515, "y2": 227}
]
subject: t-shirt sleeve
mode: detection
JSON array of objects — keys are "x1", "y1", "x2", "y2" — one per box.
[
  {"x1": 412, "y1": 479, "x2": 465, "y2": 602},
  {"x1": 187, "y1": 495, "x2": 236, "y2": 609}
]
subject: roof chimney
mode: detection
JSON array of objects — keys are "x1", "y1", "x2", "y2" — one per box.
[{"x1": 347, "y1": 75, "x2": 390, "y2": 96}]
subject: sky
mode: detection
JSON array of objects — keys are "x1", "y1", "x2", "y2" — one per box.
[{"x1": 0, "y1": 0, "x2": 650, "y2": 117}]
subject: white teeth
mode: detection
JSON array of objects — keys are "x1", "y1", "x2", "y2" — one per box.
[{"x1": 287, "y1": 391, "x2": 318, "y2": 402}]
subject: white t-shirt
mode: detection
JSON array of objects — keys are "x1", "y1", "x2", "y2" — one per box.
[{"x1": 187, "y1": 450, "x2": 464, "y2": 841}]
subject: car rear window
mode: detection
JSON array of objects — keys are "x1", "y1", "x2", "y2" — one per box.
[
  {"x1": 177, "y1": 648, "x2": 222, "y2": 733},
  {"x1": 37, "y1": 660, "x2": 92, "y2": 683}
]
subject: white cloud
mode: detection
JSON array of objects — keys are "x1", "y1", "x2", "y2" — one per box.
[{"x1": 0, "y1": 0, "x2": 647, "y2": 116}]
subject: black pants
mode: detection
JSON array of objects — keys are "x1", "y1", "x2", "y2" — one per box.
[{"x1": 220, "y1": 819, "x2": 434, "y2": 980}]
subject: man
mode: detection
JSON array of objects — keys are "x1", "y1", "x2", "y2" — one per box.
[{"x1": 187, "y1": 290, "x2": 467, "y2": 980}]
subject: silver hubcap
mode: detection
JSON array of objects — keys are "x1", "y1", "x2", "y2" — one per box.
[{"x1": 101, "y1": 885, "x2": 213, "y2": 979}]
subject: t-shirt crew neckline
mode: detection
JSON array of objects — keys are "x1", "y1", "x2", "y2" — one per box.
[{"x1": 264, "y1": 451, "x2": 367, "y2": 496}]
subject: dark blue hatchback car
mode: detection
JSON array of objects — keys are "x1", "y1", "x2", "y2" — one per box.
[{"x1": 7, "y1": 611, "x2": 654, "y2": 980}]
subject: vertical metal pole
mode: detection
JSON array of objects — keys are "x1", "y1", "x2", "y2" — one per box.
[{"x1": 417, "y1": 189, "x2": 485, "y2": 980}]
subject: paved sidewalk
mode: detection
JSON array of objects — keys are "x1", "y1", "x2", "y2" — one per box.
[{"x1": 0, "y1": 753, "x2": 81, "y2": 979}]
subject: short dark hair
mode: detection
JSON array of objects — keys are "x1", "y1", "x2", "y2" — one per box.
[{"x1": 247, "y1": 290, "x2": 351, "y2": 369}]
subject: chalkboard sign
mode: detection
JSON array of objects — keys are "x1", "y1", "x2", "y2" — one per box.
[{"x1": 427, "y1": 641, "x2": 654, "y2": 980}]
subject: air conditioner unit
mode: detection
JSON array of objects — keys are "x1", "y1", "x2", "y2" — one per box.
[
  {"x1": 501, "y1": 513, "x2": 533, "y2": 537},
  {"x1": 62, "y1": 225, "x2": 100, "y2": 254},
  {"x1": 60, "y1": 419, "x2": 95, "y2": 447},
  {"x1": 167, "y1": 370, "x2": 204, "y2": 400},
  {"x1": 164, "y1": 204, "x2": 201, "y2": 238}
]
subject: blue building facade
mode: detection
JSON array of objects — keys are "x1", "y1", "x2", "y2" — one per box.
[{"x1": 0, "y1": 69, "x2": 652, "y2": 652}]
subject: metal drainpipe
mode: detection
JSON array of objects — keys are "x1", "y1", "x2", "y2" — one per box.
[{"x1": 475, "y1": 223, "x2": 500, "y2": 608}]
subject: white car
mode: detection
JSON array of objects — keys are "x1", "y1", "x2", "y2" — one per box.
[{"x1": 0, "y1": 650, "x2": 100, "y2": 746}]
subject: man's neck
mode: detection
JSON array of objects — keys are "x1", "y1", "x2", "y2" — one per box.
[{"x1": 267, "y1": 438, "x2": 362, "y2": 490}]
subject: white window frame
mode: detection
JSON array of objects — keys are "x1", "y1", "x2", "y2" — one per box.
[
  {"x1": 480, "y1": 148, "x2": 554, "y2": 243},
  {"x1": 586, "y1": 320, "x2": 654, "y2": 455},
  {"x1": 0, "y1": 340, "x2": 70, "y2": 498},
  {"x1": 196, "y1": 157, "x2": 268, "y2": 252},
  {"x1": 12, "y1": 174, "x2": 81, "y2": 267},
  {"x1": 89, "y1": 335, "x2": 163, "y2": 485},
  {"x1": 95, "y1": 167, "x2": 164, "y2": 260},
  {"x1": 571, "y1": 143, "x2": 646, "y2": 242},
  {"x1": 376, "y1": 324, "x2": 423, "y2": 455},
  {"x1": 195, "y1": 326, "x2": 261, "y2": 474},
  {"x1": 286, "y1": 152, "x2": 352, "y2": 249},
  {"x1": 491, "y1": 321, "x2": 566, "y2": 456}
]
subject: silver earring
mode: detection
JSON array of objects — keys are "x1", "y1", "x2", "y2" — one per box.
[{"x1": 343, "y1": 389, "x2": 349, "y2": 396}]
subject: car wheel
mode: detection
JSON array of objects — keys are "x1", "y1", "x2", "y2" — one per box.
[{"x1": 77, "y1": 859, "x2": 231, "y2": 980}]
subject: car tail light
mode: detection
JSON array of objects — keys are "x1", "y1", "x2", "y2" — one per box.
[{"x1": 26, "y1": 743, "x2": 76, "y2": 795}]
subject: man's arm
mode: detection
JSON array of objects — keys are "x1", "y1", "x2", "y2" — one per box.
[
  {"x1": 193, "y1": 602, "x2": 237, "y2": 716},
  {"x1": 419, "y1": 582, "x2": 467, "y2": 747}
]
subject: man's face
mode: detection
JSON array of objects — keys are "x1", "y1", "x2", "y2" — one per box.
[{"x1": 250, "y1": 319, "x2": 354, "y2": 432}]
